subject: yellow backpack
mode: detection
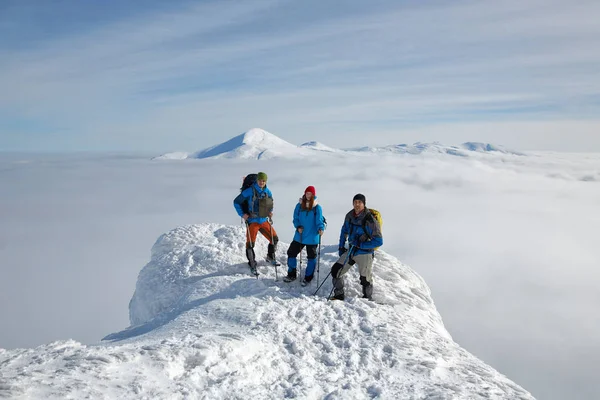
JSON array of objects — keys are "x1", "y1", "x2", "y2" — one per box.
[{"x1": 365, "y1": 208, "x2": 383, "y2": 251}]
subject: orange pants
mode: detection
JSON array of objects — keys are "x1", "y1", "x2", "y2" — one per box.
[{"x1": 246, "y1": 220, "x2": 278, "y2": 248}]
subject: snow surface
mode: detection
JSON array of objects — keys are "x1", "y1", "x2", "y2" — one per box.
[
  {"x1": 156, "y1": 128, "x2": 520, "y2": 161},
  {"x1": 0, "y1": 223, "x2": 534, "y2": 399}
]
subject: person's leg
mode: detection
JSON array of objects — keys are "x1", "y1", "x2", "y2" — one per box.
[
  {"x1": 245, "y1": 223, "x2": 260, "y2": 267},
  {"x1": 285, "y1": 240, "x2": 303, "y2": 280},
  {"x1": 354, "y1": 253, "x2": 374, "y2": 299},
  {"x1": 304, "y1": 245, "x2": 318, "y2": 281},
  {"x1": 330, "y1": 252, "x2": 354, "y2": 299},
  {"x1": 258, "y1": 221, "x2": 279, "y2": 260}
]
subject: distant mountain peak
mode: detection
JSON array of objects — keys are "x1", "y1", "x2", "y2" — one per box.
[
  {"x1": 240, "y1": 128, "x2": 280, "y2": 146},
  {"x1": 190, "y1": 128, "x2": 299, "y2": 160}
]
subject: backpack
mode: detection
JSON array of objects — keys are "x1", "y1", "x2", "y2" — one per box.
[
  {"x1": 363, "y1": 208, "x2": 383, "y2": 251},
  {"x1": 241, "y1": 174, "x2": 258, "y2": 192}
]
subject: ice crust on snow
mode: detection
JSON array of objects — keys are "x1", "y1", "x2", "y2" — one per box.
[{"x1": 0, "y1": 223, "x2": 535, "y2": 399}]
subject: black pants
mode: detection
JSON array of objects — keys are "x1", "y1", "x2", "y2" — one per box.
[{"x1": 287, "y1": 240, "x2": 317, "y2": 259}]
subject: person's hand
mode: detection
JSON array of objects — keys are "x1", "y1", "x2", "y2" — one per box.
[
  {"x1": 318, "y1": 229, "x2": 323, "y2": 236},
  {"x1": 338, "y1": 247, "x2": 347, "y2": 257},
  {"x1": 242, "y1": 214, "x2": 249, "y2": 221},
  {"x1": 268, "y1": 212, "x2": 273, "y2": 218},
  {"x1": 297, "y1": 226, "x2": 304, "y2": 234}
]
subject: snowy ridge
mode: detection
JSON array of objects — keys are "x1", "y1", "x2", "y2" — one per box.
[
  {"x1": 154, "y1": 128, "x2": 522, "y2": 161},
  {"x1": 346, "y1": 142, "x2": 522, "y2": 157},
  {"x1": 0, "y1": 223, "x2": 534, "y2": 399}
]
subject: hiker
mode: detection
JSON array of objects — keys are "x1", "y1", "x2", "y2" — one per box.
[
  {"x1": 330, "y1": 193, "x2": 382, "y2": 300},
  {"x1": 233, "y1": 172, "x2": 279, "y2": 272},
  {"x1": 284, "y1": 186, "x2": 325, "y2": 284}
]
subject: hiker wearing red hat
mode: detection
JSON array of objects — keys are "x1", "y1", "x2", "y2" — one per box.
[{"x1": 283, "y1": 186, "x2": 326, "y2": 285}]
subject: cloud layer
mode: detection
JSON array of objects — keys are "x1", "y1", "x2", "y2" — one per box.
[{"x1": 1, "y1": 149, "x2": 599, "y2": 399}]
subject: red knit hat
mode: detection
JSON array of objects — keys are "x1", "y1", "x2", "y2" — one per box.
[{"x1": 305, "y1": 186, "x2": 316, "y2": 195}]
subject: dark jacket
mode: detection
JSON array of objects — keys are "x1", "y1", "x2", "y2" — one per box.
[{"x1": 338, "y1": 209, "x2": 383, "y2": 255}]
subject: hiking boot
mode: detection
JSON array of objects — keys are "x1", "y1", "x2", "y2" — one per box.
[
  {"x1": 329, "y1": 294, "x2": 345, "y2": 301},
  {"x1": 283, "y1": 269, "x2": 297, "y2": 283},
  {"x1": 266, "y1": 253, "x2": 277, "y2": 263},
  {"x1": 300, "y1": 275, "x2": 313, "y2": 286}
]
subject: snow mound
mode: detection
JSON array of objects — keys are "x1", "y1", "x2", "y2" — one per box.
[
  {"x1": 190, "y1": 128, "x2": 306, "y2": 160},
  {"x1": 0, "y1": 223, "x2": 535, "y2": 399}
]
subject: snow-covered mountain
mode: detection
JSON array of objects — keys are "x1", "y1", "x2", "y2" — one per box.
[
  {"x1": 189, "y1": 128, "x2": 311, "y2": 160},
  {"x1": 154, "y1": 128, "x2": 522, "y2": 161},
  {"x1": 0, "y1": 223, "x2": 535, "y2": 399}
]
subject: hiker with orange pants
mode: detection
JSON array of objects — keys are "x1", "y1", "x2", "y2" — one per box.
[{"x1": 233, "y1": 172, "x2": 279, "y2": 275}]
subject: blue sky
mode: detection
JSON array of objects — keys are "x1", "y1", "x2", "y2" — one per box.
[{"x1": 1, "y1": 0, "x2": 600, "y2": 152}]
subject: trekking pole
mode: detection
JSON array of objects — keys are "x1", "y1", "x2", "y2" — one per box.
[
  {"x1": 313, "y1": 244, "x2": 353, "y2": 297},
  {"x1": 268, "y1": 217, "x2": 278, "y2": 281},
  {"x1": 299, "y1": 231, "x2": 303, "y2": 284},
  {"x1": 313, "y1": 271, "x2": 330, "y2": 296},
  {"x1": 316, "y1": 234, "x2": 321, "y2": 287},
  {"x1": 327, "y1": 245, "x2": 354, "y2": 301}
]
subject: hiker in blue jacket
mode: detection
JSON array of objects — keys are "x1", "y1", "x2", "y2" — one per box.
[
  {"x1": 233, "y1": 172, "x2": 279, "y2": 271},
  {"x1": 283, "y1": 186, "x2": 325, "y2": 284},
  {"x1": 330, "y1": 193, "x2": 382, "y2": 300}
]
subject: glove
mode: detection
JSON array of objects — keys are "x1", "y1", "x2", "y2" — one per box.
[{"x1": 338, "y1": 247, "x2": 347, "y2": 257}]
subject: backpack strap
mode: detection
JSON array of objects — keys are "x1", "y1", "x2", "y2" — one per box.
[
  {"x1": 361, "y1": 211, "x2": 374, "y2": 241},
  {"x1": 246, "y1": 186, "x2": 259, "y2": 217}
]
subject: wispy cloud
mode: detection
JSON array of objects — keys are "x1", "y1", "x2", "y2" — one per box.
[{"x1": 1, "y1": 0, "x2": 600, "y2": 151}]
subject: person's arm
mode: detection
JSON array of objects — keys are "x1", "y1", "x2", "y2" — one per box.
[
  {"x1": 356, "y1": 219, "x2": 383, "y2": 249},
  {"x1": 233, "y1": 188, "x2": 252, "y2": 218},
  {"x1": 293, "y1": 203, "x2": 301, "y2": 229},
  {"x1": 315, "y1": 205, "x2": 325, "y2": 232},
  {"x1": 233, "y1": 193, "x2": 246, "y2": 217}
]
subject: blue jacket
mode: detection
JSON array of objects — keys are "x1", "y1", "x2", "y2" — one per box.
[
  {"x1": 339, "y1": 209, "x2": 383, "y2": 255},
  {"x1": 292, "y1": 197, "x2": 325, "y2": 245},
  {"x1": 233, "y1": 183, "x2": 273, "y2": 224}
]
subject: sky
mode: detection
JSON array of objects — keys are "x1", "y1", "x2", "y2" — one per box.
[
  {"x1": 1, "y1": 142, "x2": 600, "y2": 399},
  {"x1": 2, "y1": 0, "x2": 600, "y2": 152},
  {"x1": 0, "y1": 224, "x2": 535, "y2": 400}
]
